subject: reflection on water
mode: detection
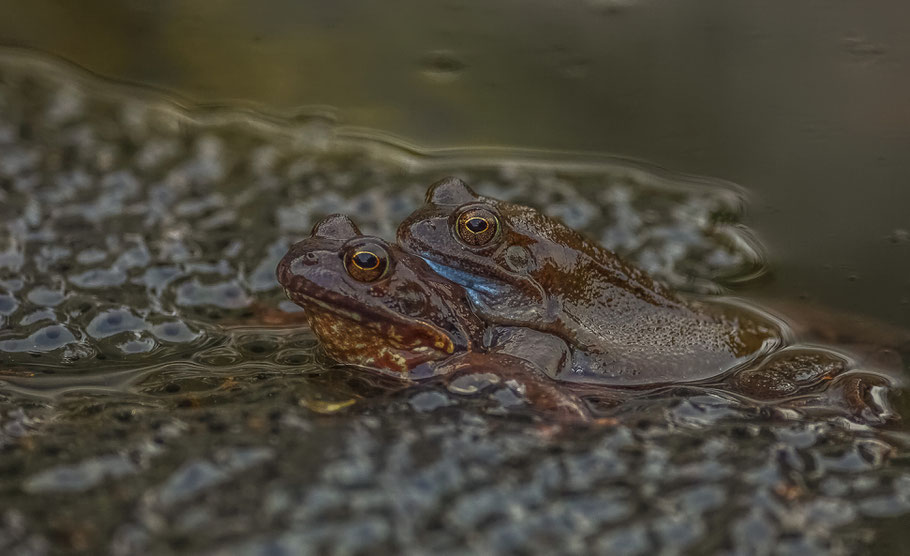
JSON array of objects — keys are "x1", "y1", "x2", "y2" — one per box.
[{"x1": 0, "y1": 52, "x2": 909, "y2": 554}]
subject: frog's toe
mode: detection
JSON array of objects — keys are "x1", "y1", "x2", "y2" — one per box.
[{"x1": 828, "y1": 373, "x2": 897, "y2": 425}]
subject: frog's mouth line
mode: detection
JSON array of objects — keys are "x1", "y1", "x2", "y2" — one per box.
[{"x1": 289, "y1": 290, "x2": 456, "y2": 357}]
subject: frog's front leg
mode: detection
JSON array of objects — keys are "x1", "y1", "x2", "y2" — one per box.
[{"x1": 438, "y1": 350, "x2": 609, "y2": 423}]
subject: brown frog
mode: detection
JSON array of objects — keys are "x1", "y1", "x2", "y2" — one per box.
[
  {"x1": 396, "y1": 177, "x2": 787, "y2": 386},
  {"x1": 275, "y1": 213, "x2": 599, "y2": 419},
  {"x1": 395, "y1": 177, "x2": 899, "y2": 422},
  {"x1": 277, "y1": 213, "x2": 894, "y2": 423}
]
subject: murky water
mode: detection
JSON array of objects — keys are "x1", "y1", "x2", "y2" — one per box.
[{"x1": 1, "y1": 40, "x2": 909, "y2": 556}]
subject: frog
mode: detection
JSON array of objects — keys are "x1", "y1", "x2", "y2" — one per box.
[
  {"x1": 278, "y1": 214, "x2": 894, "y2": 423},
  {"x1": 396, "y1": 176, "x2": 788, "y2": 386},
  {"x1": 275, "y1": 213, "x2": 602, "y2": 420},
  {"x1": 395, "y1": 177, "x2": 899, "y2": 422}
]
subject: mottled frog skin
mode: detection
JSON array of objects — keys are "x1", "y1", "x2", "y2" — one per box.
[
  {"x1": 275, "y1": 214, "x2": 597, "y2": 418},
  {"x1": 276, "y1": 214, "x2": 483, "y2": 376},
  {"x1": 397, "y1": 177, "x2": 785, "y2": 386},
  {"x1": 277, "y1": 213, "x2": 894, "y2": 423}
]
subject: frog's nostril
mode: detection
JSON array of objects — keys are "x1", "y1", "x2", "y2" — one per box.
[
  {"x1": 289, "y1": 255, "x2": 316, "y2": 276},
  {"x1": 416, "y1": 220, "x2": 436, "y2": 234}
]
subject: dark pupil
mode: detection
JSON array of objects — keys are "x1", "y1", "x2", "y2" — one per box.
[
  {"x1": 466, "y1": 217, "x2": 489, "y2": 233},
  {"x1": 353, "y1": 252, "x2": 379, "y2": 270}
]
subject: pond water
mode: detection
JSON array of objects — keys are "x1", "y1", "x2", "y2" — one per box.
[{"x1": 2, "y1": 2, "x2": 910, "y2": 555}]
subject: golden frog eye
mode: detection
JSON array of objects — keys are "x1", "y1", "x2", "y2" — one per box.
[
  {"x1": 345, "y1": 243, "x2": 389, "y2": 282},
  {"x1": 456, "y1": 208, "x2": 499, "y2": 246}
]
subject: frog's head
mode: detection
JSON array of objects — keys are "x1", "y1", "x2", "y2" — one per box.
[
  {"x1": 397, "y1": 177, "x2": 570, "y2": 323},
  {"x1": 277, "y1": 214, "x2": 482, "y2": 376}
]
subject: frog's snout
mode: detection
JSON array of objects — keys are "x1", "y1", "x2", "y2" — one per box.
[
  {"x1": 397, "y1": 217, "x2": 442, "y2": 254},
  {"x1": 276, "y1": 244, "x2": 316, "y2": 290},
  {"x1": 410, "y1": 218, "x2": 440, "y2": 236},
  {"x1": 287, "y1": 254, "x2": 317, "y2": 279}
]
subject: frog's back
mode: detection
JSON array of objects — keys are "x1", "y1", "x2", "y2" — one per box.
[
  {"x1": 398, "y1": 178, "x2": 786, "y2": 386},
  {"x1": 509, "y1": 206, "x2": 783, "y2": 385},
  {"x1": 550, "y1": 299, "x2": 786, "y2": 386}
]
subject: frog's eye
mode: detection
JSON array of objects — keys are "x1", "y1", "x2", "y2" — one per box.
[
  {"x1": 455, "y1": 208, "x2": 499, "y2": 246},
  {"x1": 345, "y1": 243, "x2": 390, "y2": 282}
]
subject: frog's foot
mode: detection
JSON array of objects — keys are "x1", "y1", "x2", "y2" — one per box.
[
  {"x1": 483, "y1": 326, "x2": 573, "y2": 380},
  {"x1": 726, "y1": 346, "x2": 897, "y2": 424},
  {"x1": 771, "y1": 372, "x2": 897, "y2": 425},
  {"x1": 726, "y1": 347, "x2": 850, "y2": 400},
  {"x1": 826, "y1": 372, "x2": 896, "y2": 425}
]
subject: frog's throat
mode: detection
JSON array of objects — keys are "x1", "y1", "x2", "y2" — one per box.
[{"x1": 293, "y1": 291, "x2": 456, "y2": 357}]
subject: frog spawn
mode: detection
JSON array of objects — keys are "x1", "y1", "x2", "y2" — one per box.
[
  {"x1": 0, "y1": 51, "x2": 908, "y2": 555},
  {"x1": 3, "y1": 389, "x2": 908, "y2": 555}
]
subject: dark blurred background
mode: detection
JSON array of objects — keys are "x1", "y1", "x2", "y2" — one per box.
[{"x1": 2, "y1": 0, "x2": 908, "y2": 327}]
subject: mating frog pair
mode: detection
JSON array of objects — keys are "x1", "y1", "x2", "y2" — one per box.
[{"x1": 276, "y1": 177, "x2": 897, "y2": 422}]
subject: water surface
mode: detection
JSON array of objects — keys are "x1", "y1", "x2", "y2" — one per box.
[
  {"x1": 1, "y1": 51, "x2": 909, "y2": 555},
  {"x1": 2, "y1": 3, "x2": 910, "y2": 552}
]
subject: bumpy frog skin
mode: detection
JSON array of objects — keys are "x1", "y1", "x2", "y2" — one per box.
[
  {"x1": 397, "y1": 177, "x2": 788, "y2": 385},
  {"x1": 277, "y1": 215, "x2": 893, "y2": 422},
  {"x1": 275, "y1": 214, "x2": 601, "y2": 419}
]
